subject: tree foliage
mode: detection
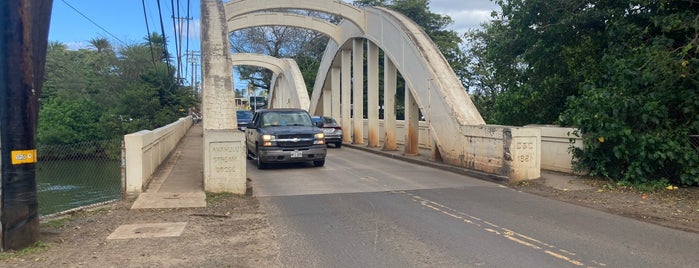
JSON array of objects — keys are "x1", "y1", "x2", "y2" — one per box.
[
  {"x1": 355, "y1": 0, "x2": 469, "y2": 82},
  {"x1": 466, "y1": 0, "x2": 699, "y2": 185},
  {"x1": 229, "y1": 19, "x2": 329, "y2": 95},
  {"x1": 40, "y1": 34, "x2": 196, "y2": 145}
]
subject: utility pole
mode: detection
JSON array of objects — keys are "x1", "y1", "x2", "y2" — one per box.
[
  {"x1": 174, "y1": 15, "x2": 193, "y2": 82},
  {"x1": 0, "y1": 0, "x2": 53, "y2": 250},
  {"x1": 187, "y1": 51, "x2": 200, "y2": 99}
]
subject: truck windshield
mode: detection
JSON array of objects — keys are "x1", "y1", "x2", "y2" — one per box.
[{"x1": 262, "y1": 111, "x2": 312, "y2": 127}]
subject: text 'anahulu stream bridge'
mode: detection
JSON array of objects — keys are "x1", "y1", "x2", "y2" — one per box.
[{"x1": 187, "y1": 0, "x2": 551, "y2": 195}]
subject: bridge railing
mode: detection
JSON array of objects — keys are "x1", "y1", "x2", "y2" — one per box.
[
  {"x1": 360, "y1": 120, "x2": 581, "y2": 176},
  {"x1": 124, "y1": 116, "x2": 193, "y2": 195}
]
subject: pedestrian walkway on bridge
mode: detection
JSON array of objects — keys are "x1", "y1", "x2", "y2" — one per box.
[{"x1": 131, "y1": 124, "x2": 206, "y2": 209}]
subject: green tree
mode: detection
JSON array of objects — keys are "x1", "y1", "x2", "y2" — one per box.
[
  {"x1": 37, "y1": 97, "x2": 107, "y2": 144},
  {"x1": 465, "y1": 0, "x2": 612, "y2": 125},
  {"x1": 230, "y1": 22, "x2": 329, "y2": 95},
  {"x1": 559, "y1": 1, "x2": 699, "y2": 185},
  {"x1": 467, "y1": 0, "x2": 699, "y2": 185},
  {"x1": 355, "y1": 0, "x2": 469, "y2": 83},
  {"x1": 40, "y1": 34, "x2": 196, "y2": 146}
]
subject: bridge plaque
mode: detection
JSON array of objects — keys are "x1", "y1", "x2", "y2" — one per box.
[{"x1": 204, "y1": 130, "x2": 246, "y2": 194}]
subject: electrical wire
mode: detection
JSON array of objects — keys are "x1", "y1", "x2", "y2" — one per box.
[
  {"x1": 170, "y1": 0, "x2": 181, "y2": 81},
  {"x1": 184, "y1": 0, "x2": 191, "y2": 78},
  {"x1": 59, "y1": 0, "x2": 126, "y2": 46},
  {"x1": 141, "y1": 0, "x2": 158, "y2": 68},
  {"x1": 156, "y1": 0, "x2": 173, "y2": 76}
]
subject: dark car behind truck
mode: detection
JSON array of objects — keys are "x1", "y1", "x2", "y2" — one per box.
[{"x1": 245, "y1": 108, "x2": 326, "y2": 169}]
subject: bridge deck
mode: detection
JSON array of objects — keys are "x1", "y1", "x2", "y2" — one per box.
[{"x1": 131, "y1": 125, "x2": 586, "y2": 208}]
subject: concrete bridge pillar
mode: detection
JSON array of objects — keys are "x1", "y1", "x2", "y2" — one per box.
[
  {"x1": 367, "y1": 42, "x2": 380, "y2": 148},
  {"x1": 352, "y1": 38, "x2": 364, "y2": 144},
  {"x1": 331, "y1": 67, "x2": 341, "y2": 119},
  {"x1": 322, "y1": 78, "x2": 331, "y2": 115},
  {"x1": 200, "y1": 0, "x2": 246, "y2": 194},
  {"x1": 404, "y1": 87, "x2": 419, "y2": 156},
  {"x1": 341, "y1": 49, "x2": 352, "y2": 143},
  {"x1": 383, "y1": 56, "x2": 397, "y2": 151}
]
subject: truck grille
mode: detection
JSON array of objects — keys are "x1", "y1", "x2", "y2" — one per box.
[
  {"x1": 278, "y1": 141, "x2": 314, "y2": 147},
  {"x1": 276, "y1": 134, "x2": 315, "y2": 147}
]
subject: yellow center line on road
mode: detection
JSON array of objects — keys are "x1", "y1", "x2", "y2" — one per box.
[{"x1": 403, "y1": 191, "x2": 596, "y2": 267}]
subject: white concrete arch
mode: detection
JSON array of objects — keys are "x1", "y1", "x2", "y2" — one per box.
[
  {"x1": 230, "y1": 53, "x2": 310, "y2": 111},
  {"x1": 216, "y1": 1, "x2": 540, "y2": 180},
  {"x1": 310, "y1": 6, "x2": 484, "y2": 126},
  {"x1": 230, "y1": 53, "x2": 284, "y2": 74},
  {"x1": 224, "y1": 0, "x2": 366, "y2": 32},
  {"x1": 227, "y1": 13, "x2": 342, "y2": 44},
  {"x1": 308, "y1": 7, "x2": 540, "y2": 181}
]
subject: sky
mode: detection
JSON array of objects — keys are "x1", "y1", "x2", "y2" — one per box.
[{"x1": 48, "y1": 0, "x2": 500, "y2": 88}]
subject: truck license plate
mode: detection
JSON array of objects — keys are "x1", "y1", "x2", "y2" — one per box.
[{"x1": 290, "y1": 150, "x2": 302, "y2": 158}]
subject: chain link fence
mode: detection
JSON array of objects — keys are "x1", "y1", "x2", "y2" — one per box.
[
  {"x1": 691, "y1": 135, "x2": 699, "y2": 153},
  {"x1": 37, "y1": 138, "x2": 123, "y2": 217}
]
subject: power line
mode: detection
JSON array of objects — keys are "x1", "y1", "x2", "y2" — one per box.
[
  {"x1": 156, "y1": 0, "x2": 173, "y2": 76},
  {"x1": 59, "y1": 0, "x2": 126, "y2": 46},
  {"x1": 141, "y1": 0, "x2": 158, "y2": 68},
  {"x1": 170, "y1": 0, "x2": 182, "y2": 81},
  {"x1": 184, "y1": 0, "x2": 191, "y2": 78}
]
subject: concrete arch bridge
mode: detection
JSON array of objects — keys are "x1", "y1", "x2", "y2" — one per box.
[{"x1": 198, "y1": 0, "x2": 543, "y2": 194}]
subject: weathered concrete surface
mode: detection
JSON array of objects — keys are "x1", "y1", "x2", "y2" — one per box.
[
  {"x1": 203, "y1": 130, "x2": 246, "y2": 194},
  {"x1": 224, "y1": 0, "x2": 366, "y2": 32},
  {"x1": 229, "y1": 54, "x2": 310, "y2": 110},
  {"x1": 124, "y1": 116, "x2": 193, "y2": 194},
  {"x1": 201, "y1": 0, "x2": 246, "y2": 194},
  {"x1": 223, "y1": 1, "x2": 540, "y2": 181},
  {"x1": 228, "y1": 12, "x2": 341, "y2": 44},
  {"x1": 526, "y1": 125, "x2": 583, "y2": 174},
  {"x1": 107, "y1": 222, "x2": 188, "y2": 240},
  {"x1": 131, "y1": 123, "x2": 206, "y2": 209}
]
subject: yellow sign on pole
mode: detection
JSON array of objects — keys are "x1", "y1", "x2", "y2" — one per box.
[{"x1": 11, "y1": 149, "x2": 37, "y2": 164}]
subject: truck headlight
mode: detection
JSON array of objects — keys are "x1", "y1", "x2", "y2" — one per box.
[
  {"x1": 261, "y1": 134, "x2": 276, "y2": 147},
  {"x1": 314, "y1": 133, "x2": 325, "y2": 145}
]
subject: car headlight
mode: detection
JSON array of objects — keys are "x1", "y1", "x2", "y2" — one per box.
[
  {"x1": 261, "y1": 134, "x2": 276, "y2": 147},
  {"x1": 314, "y1": 133, "x2": 325, "y2": 145}
]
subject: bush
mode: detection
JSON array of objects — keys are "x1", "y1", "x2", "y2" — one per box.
[{"x1": 562, "y1": 48, "x2": 699, "y2": 186}]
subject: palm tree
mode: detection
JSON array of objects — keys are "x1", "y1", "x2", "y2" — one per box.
[
  {"x1": 88, "y1": 38, "x2": 112, "y2": 53},
  {"x1": 145, "y1": 32, "x2": 171, "y2": 63}
]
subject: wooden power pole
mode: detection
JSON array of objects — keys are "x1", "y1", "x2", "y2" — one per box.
[{"x1": 0, "y1": 0, "x2": 53, "y2": 250}]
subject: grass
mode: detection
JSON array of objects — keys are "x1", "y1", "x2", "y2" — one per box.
[
  {"x1": 40, "y1": 217, "x2": 70, "y2": 229},
  {"x1": 614, "y1": 178, "x2": 672, "y2": 193},
  {"x1": 205, "y1": 192, "x2": 238, "y2": 205},
  {"x1": 0, "y1": 241, "x2": 50, "y2": 261}
]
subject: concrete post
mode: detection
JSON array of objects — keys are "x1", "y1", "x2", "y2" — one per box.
[
  {"x1": 331, "y1": 67, "x2": 341, "y2": 120},
  {"x1": 352, "y1": 38, "x2": 364, "y2": 144},
  {"x1": 404, "y1": 87, "x2": 419, "y2": 156},
  {"x1": 367, "y1": 42, "x2": 380, "y2": 147},
  {"x1": 322, "y1": 80, "x2": 331, "y2": 115},
  {"x1": 383, "y1": 56, "x2": 397, "y2": 151},
  {"x1": 201, "y1": 0, "x2": 246, "y2": 194},
  {"x1": 341, "y1": 50, "x2": 352, "y2": 143}
]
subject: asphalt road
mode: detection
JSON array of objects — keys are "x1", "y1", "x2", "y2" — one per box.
[{"x1": 248, "y1": 147, "x2": 699, "y2": 268}]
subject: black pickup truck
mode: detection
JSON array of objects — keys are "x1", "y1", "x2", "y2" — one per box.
[{"x1": 245, "y1": 108, "x2": 327, "y2": 169}]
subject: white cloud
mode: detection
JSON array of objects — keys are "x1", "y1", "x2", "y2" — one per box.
[
  {"x1": 429, "y1": 0, "x2": 500, "y2": 35},
  {"x1": 65, "y1": 41, "x2": 91, "y2": 51},
  {"x1": 444, "y1": 9, "x2": 494, "y2": 33},
  {"x1": 176, "y1": 18, "x2": 201, "y2": 41}
]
